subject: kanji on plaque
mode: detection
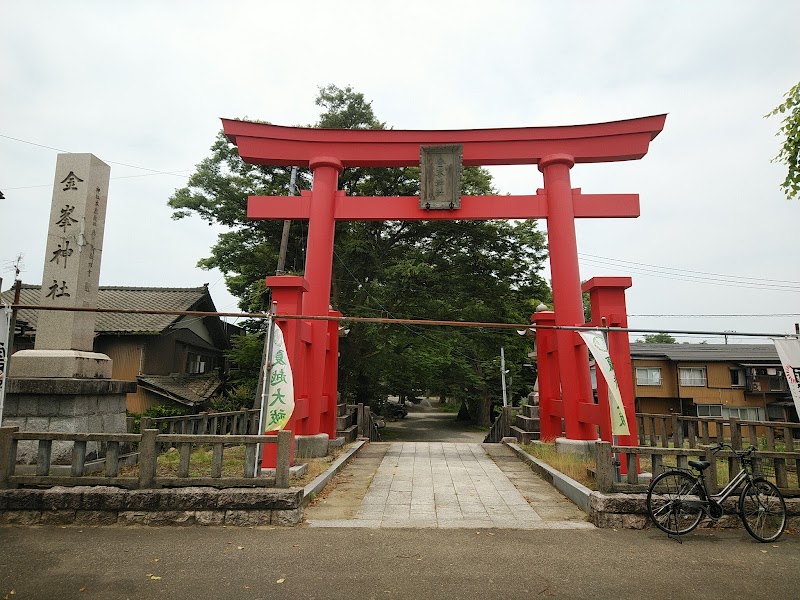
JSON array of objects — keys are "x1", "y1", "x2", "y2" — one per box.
[{"x1": 263, "y1": 324, "x2": 294, "y2": 432}]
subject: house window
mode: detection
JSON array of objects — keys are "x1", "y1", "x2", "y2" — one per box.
[
  {"x1": 636, "y1": 367, "x2": 662, "y2": 386},
  {"x1": 724, "y1": 406, "x2": 764, "y2": 421},
  {"x1": 679, "y1": 367, "x2": 706, "y2": 387},
  {"x1": 730, "y1": 368, "x2": 744, "y2": 387},
  {"x1": 697, "y1": 404, "x2": 764, "y2": 421},
  {"x1": 768, "y1": 375, "x2": 787, "y2": 392},
  {"x1": 697, "y1": 404, "x2": 723, "y2": 418},
  {"x1": 187, "y1": 352, "x2": 208, "y2": 374}
]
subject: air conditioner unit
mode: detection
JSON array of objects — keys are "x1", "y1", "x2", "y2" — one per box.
[
  {"x1": 752, "y1": 381, "x2": 761, "y2": 391},
  {"x1": 767, "y1": 368, "x2": 778, "y2": 376}
]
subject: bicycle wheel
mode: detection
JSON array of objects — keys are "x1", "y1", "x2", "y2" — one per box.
[
  {"x1": 646, "y1": 470, "x2": 705, "y2": 535},
  {"x1": 739, "y1": 478, "x2": 786, "y2": 543}
]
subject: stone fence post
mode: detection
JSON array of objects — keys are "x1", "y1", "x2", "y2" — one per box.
[
  {"x1": 595, "y1": 441, "x2": 614, "y2": 492},
  {"x1": 138, "y1": 429, "x2": 158, "y2": 489},
  {"x1": 276, "y1": 430, "x2": 291, "y2": 488},
  {"x1": 0, "y1": 426, "x2": 20, "y2": 489}
]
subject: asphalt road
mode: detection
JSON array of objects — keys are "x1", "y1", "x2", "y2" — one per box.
[{"x1": 1, "y1": 525, "x2": 798, "y2": 599}]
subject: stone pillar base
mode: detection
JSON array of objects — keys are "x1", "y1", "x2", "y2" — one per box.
[
  {"x1": 555, "y1": 437, "x2": 600, "y2": 457},
  {"x1": 10, "y1": 350, "x2": 113, "y2": 379},
  {"x1": 3, "y1": 377, "x2": 136, "y2": 464}
]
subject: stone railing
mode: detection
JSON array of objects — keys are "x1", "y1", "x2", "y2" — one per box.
[
  {"x1": 595, "y1": 441, "x2": 800, "y2": 496},
  {"x1": 484, "y1": 406, "x2": 515, "y2": 443},
  {"x1": 0, "y1": 426, "x2": 292, "y2": 490},
  {"x1": 356, "y1": 404, "x2": 382, "y2": 442}
]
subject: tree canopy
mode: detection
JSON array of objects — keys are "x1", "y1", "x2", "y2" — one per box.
[
  {"x1": 169, "y1": 85, "x2": 551, "y2": 424},
  {"x1": 640, "y1": 333, "x2": 677, "y2": 344},
  {"x1": 766, "y1": 81, "x2": 800, "y2": 201}
]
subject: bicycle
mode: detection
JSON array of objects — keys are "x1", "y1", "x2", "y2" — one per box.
[{"x1": 646, "y1": 443, "x2": 787, "y2": 542}]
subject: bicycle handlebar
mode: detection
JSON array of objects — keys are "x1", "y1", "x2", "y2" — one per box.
[{"x1": 711, "y1": 442, "x2": 756, "y2": 457}]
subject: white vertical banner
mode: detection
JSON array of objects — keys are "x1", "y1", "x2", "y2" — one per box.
[
  {"x1": 0, "y1": 306, "x2": 11, "y2": 425},
  {"x1": 772, "y1": 337, "x2": 800, "y2": 420},
  {"x1": 579, "y1": 330, "x2": 630, "y2": 436},
  {"x1": 262, "y1": 325, "x2": 295, "y2": 432}
]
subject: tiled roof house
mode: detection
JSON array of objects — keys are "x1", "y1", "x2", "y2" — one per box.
[
  {"x1": 3, "y1": 284, "x2": 242, "y2": 413},
  {"x1": 628, "y1": 342, "x2": 795, "y2": 422}
]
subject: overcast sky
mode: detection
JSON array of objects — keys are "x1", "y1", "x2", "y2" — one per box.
[{"x1": 1, "y1": 1, "x2": 798, "y2": 343}]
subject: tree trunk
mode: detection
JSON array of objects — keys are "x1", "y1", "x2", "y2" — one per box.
[{"x1": 475, "y1": 393, "x2": 492, "y2": 427}]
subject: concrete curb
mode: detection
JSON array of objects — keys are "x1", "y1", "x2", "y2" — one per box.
[
  {"x1": 302, "y1": 440, "x2": 366, "y2": 507},
  {"x1": 504, "y1": 441, "x2": 592, "y2": 515}
]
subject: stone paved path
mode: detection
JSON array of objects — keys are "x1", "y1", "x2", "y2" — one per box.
[{"x1": 306, "y1": 442, "x2": 594, "y2": 529}]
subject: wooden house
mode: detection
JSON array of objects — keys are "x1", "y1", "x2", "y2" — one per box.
[
  {"x1": 4, "y1": 284, "x2": 242, "y2": 413},
  {"x1": 629, "y1": 343, "x2": 794, "y2": 423}
]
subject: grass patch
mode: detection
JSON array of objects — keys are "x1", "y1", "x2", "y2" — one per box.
[
  {"x1": 520, "y1": 442, "x2": 597, "y2": 490},
  {"x1": 119, "y1": 442, "x2": 353, "y2": 486},
  {"x1": 519, "y1": 443, "x2": 798, "y2": 492}
]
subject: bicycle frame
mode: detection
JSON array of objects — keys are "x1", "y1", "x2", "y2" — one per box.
[
  {"x1": 680, "y1": 460, "x2": 751, "y2": 517},
  {"x1": 710, "y1": 466, "x2": 750, "y2": 504}
]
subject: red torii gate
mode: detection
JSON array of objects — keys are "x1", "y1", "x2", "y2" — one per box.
[{"x1": 222, "y1": 115, "x2": 666, "y2": 461}]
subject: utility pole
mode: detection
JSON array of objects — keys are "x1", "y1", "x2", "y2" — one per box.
[
  {"x1": 275, "y1": 167, "x2": 298, "y2": 275},
  {"x1": 500, "y1": 347, "x2": 508, "y2": 407},
  {"x1": 254, "y1": 169, "x2": 298, "y2": 410}
]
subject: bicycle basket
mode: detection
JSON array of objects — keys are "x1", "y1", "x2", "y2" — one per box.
[{"x1": 752, "y1": 457, "x2": 776, "y2": 482}]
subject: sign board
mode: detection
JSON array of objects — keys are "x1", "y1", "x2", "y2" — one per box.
[
  {"x1": 419, "y1": 144, "x2": 463, "y2": 209},
  {"x1": 0, "y1": 306, "x2": 11, "y2": 424},
  {"x1": 773, "y1": 337, "x2": 800, "y2": 421}
]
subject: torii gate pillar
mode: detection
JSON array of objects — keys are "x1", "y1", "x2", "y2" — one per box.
[{"x1": 539, "y1": 154, "x2": 596, "y2": 440}]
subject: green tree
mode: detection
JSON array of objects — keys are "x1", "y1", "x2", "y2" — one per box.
[
  {"x1": 766, "y1": 81, "x2": 800, "y2": 200},
  {"x1": 169, "y1": 85, "x2": 551, "y2": 425},
  {"x1": 640, "y1": 333, "x2": 677, "y2": 344}
]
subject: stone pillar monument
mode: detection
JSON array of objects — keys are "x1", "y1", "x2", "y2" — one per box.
[{"x1": 6, "y1": 154, "x2": 135, "y2": 462}]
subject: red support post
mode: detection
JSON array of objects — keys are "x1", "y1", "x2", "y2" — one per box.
[
  {"x1": 322, "y1": 309, "x2": 342, "y2": 439},
  {"x1": 582, "y1": 277, "x2": 640, "y2": 472},
  {"x1": 531, "y1": 310, "x2": 563, "y2": 440},
  {"x1": 261, "y1": 275, "x2": 310, "y2": 467}
]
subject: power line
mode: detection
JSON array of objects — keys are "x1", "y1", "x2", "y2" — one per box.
[
  {"x1": 4, "y1": 170, "x2": 194, "y2": 191},
  {"x1": 0, "y1": 132, "x2": 192, "y2": 182},
  {"x1": 579, "y1": 252, "x2": 800, "y2": 285},
  {"x1": 10, "y1": 303, "x2": 796, "y2": 338},
  {"x1": 579, "y1": 256, "x2": 800, "y2": 292},
  {"x1": 629, "y1": 313, "x2": 800, "y2": 318}
]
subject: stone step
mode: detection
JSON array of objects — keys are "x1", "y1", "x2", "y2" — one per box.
[
  {"x1": 522, "y1": 404, "x2": 540, "y2": 419},
  {"x1": 510, "y1": 426, "x2": 540, "y2": 444},
  {"x1": 336, "y1": 424, "x2": 358, "y2": 444},
  {"x1": 515, "y1": 414, "x2": 540, "y2": 432},
  {"x1": 336, "y1": 411, "x2": 356, "y2": 430},
  {"x1": 337, "y1": 403, "x2": 349, "y2": 417}
]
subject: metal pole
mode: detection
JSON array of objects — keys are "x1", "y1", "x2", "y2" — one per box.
[
  {"x1": 500, "y1": 346, "x2": 508, "y2": 407},
  {"x1": 276, "y1": 166, "x2": 298, "y2": 275},
  {"x1": 601, "y1": 317, "x2": 621, "y2": 483},
  {"x1": 255, "y1": 302, "x2": 278, "y2": 476},
  {"x1": 0, "y1": 277, "x2": 5, "y2": 425}
]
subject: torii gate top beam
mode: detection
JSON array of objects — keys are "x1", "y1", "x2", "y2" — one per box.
[{"x1": 222, "y1": 115, "x2": 666, "y2": 168}]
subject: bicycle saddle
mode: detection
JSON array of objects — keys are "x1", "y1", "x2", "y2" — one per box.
[{"x1": 689, "y1": 460, "x2": 710, "y2": 471}]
